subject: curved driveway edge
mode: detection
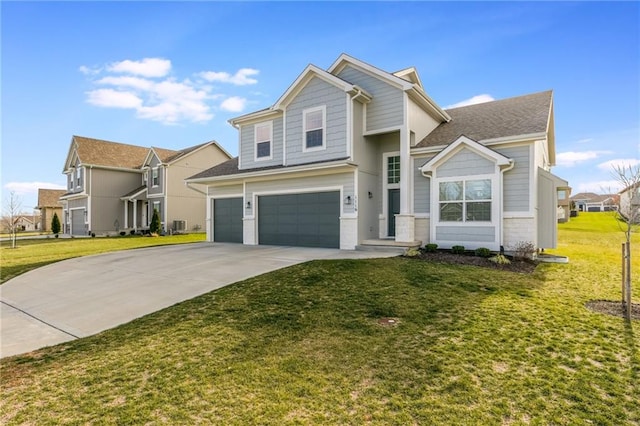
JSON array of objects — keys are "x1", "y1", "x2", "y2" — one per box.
[{"x1": 1, "y1": 243, "x2": 398, "y2": 358}]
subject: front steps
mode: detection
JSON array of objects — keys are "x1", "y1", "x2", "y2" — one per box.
[{"x1": 356, "y1": 239, "x2": 422, "y2": 254}]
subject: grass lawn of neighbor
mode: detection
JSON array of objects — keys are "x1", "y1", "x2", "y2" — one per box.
[{"x1": 1, "y1": 213, "x2": 638, "y2": 424}]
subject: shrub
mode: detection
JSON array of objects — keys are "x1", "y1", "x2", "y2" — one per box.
[
  {"x1": 149, "y1": 209, "x2": 161, "y2": 234},
  {"x1": 404, "y1": 248, "x2": 421, "y2": 257},
  {"x1": 425, "y1": 243, "x2": 438, "y2": 253},
  {"x1": 51, "y1": 212, "x2": 61, "y2": 235},
  {"x1": 475, "y1": 247, "x2": 491, "y2": 258},
  {"x1": 130, "y1": 229, "x2": 136, "y2": 235},
  {"x1": 91, "y1": 233, "x2": 96, "y2": 238},
  {"x1": 451, "y1": 245, "x2": 465, "y2": 255},
  {"x1": 512, "y1": 241, "x2": 536, "y2": 261},
  {"x1": 489, "y1": 254, "x2": 511, "y2": 265},
  {"x1": 119, "y1": 231, "x2": 126, "y2": 236}
]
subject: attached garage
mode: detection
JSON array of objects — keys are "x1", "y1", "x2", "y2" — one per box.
[
  {"x1": 213, "y1": 198, "x2": 243, "y2": 243},
  {"x1": 258, "y1": 191, "x2": 340, "y2": 248},
  {"x1": 70, "y1": 209, "x2": 85, "y2": 236}
]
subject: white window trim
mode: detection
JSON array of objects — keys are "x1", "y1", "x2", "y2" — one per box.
[
  {"x1": 254, "y1": 121, "x2": 273, "y2": 161},
  {"x1": 435, "y1": 174, "x2": 498, "y2": 226},
  {"x1": 75, "y1": 168, "x2": 81, "y2": 188},
  {"x1": 302, "y1": 105, "x2": 326, "y2": 152},
  {"x1": 382, "y1": 151, "x2": 401, "y2": 238},
  {"x1": 152, "y1": 167, "x2": 159, "y2": 188}
]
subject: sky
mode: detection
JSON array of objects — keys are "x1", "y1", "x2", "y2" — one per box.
[{"x1": 2, "y1": 1, "x2": 639, "y2": 212}]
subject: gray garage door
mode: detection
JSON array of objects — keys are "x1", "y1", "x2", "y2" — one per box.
[
  {"x1": 71, "y1": 209, "x2": 85, "y2": 236},
  {"x1": 214, "y1": 198, "x2": 243, "y2": 243},
  {"x1": 258, "y1": 192, "x2": 340, "y2": 248}
]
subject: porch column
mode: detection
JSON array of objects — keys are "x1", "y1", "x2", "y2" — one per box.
[
  {"x1": 123, "y1": 200, "x2": 128, "y2": 229},
  {"x1": 133, "y1": 200, "x2": 138, "y2": 231},
  {"x1": 396, "y1": 126, "x2": 416, "y2": 243}
]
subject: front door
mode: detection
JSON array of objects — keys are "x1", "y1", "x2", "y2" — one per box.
[
  {"x1": 388, "y1": 189, "x2": 400, "y2": 237},
  {"x1": 141, "y1": 202, "x2": 148, "y2": 227}
]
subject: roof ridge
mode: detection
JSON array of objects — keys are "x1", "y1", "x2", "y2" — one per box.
[{"x1": 444, "y1": 90, "x2": 553, "y2": 112}]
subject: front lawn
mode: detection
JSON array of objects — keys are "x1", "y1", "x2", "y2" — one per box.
[
  {"x1": 0, "y1": 234, "x2": 206, "y2": 284},
  {"x1": 1, "y1": 213, "x2": 638, "y2": 424}
]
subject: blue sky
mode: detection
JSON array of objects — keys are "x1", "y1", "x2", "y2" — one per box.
[{"x1": 2, "y1": 1, "x2": 639, "y2": 211}]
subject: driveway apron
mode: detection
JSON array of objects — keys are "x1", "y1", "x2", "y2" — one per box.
[{"x1": 1, "y1": 243, "x2": 398, "y2": 358}]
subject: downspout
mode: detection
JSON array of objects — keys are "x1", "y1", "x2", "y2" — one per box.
[
  {"x1": 499, "y1": 160, "x2": 516, "y2": 249},
  {"x1": 88, "y1": 165, "x2": 92, "y2": 235}
]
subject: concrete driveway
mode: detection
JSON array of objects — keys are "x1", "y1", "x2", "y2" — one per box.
[{"x1": 1, "y1": 243, "x2": 398, "y2": 358}]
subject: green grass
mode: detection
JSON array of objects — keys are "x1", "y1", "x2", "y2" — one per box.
[
  {"x1": 1, "y1": 213, "x2": 639, "y2": 424},
  {"x1": 0, "y1": 234, "x2": 205, "y2": 284}
]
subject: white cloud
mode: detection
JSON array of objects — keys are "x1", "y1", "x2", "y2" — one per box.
[
  {"x1": 86, "y1": 89, "x2": 143, "y2": 109},
  {"x1": 576, "y1": 180, "x2": 624, "y2": 194},
  {"x1": 597, "y1": 158, "x2": 640, "y2": 171},
  {"x1": 80, "y1": 58, "x2": 260, "y2": 124},
  {"x1": 445, "y1": 94, "x2": 495, "y2": 109},
  {"x1": 220, "y1": 96, "x2": 247, "y2": 112},
  {"x1": 199, "y1": 68, "x2": 259, "y2": 85},
  {"x1": 555, "y1": 150, "x2": 613, "y2": 167},
  {"x1": 4, "y1": 182, "x2": 66, "y2": 196},
  {"x1": 107, "y1": 58, "x2": 172, "y2": 78}
]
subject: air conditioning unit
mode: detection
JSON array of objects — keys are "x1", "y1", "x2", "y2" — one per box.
[{"x1": 173, "y1": 220, "x2": 186, "y2": 232}]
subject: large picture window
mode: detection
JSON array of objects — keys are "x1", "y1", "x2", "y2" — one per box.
[
  {"x1": 439, "y1": 179, "x2": 491, "y2": 222},
  {"x1": 255, "y1": 122, "x2": 272, "y2": 160},
  {"x1": 303, "y1": 106, "x2": 325, "y2": 150}
]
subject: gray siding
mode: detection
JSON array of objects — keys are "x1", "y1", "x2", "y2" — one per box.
[
  {"x1": 496, "y1": 145, "x2": 530, "y2": 212},
  {"x1": 337, "y1": 64, "x2": 404, "y2": 132},
  {"x1": 239, "y1": 117, "x2": 284, "y2": 170},
  {"x1": 436, "y1": 226, "x2": 495, "y2": 242},
  {"x1": 208, "y1": 184, "x2": 244, "y2": 197},
  {"x1": 413, "y1": 156, "x2": 432, "y2": 214},
  {"x1": 285, "y1": 77, "x2": 347, "y2": 166},
  {"x1": 245, "y1": 172, "x2": 355, "y2": 216},
  {"x1": 437, "y1": 148, "x2": 494, "y2": 178}
]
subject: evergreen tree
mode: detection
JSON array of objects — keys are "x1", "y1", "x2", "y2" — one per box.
[
  {"x1": 149, "y1": 209, "x2": 161, "y2": 234},
  {"x1": 51, "y1": 212, "x2": 61, "y2": 235}
]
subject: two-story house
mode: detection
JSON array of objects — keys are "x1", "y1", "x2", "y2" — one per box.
[
  {"x1": 186, "y1": 54, "x2": 567, "y2": 251},
  {"x1": 60, "y1": 136, "x2": 231, "y2": 235},
  {"x1": 35, "y1": 188, "x2": 65, "y2": 232}
]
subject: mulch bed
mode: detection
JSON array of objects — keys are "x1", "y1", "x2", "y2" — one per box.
[
  {"x1": 585, "y1": 300, "x2": 640, "y2": 320},
  {"x1": 406, "y1": 250, "x2": 538, "y2": 274}
]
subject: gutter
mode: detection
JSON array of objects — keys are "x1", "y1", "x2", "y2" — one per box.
[{"x1": 185, "y1": 182, "x2": 208, "y2": 196}]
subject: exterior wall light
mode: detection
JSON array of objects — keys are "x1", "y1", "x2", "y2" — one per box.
[
  {"x1": 345, "y1": 196, "x2": 352, "y2": 205},
  {"x1": 246, "y1": 201, "x2": 251, "y2": 209}
]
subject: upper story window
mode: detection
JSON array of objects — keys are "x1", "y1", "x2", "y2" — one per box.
[
  {"x1": 439, "y1": 179, "x2": 492, "y2": 222},
  {"x1": 303, "y1": 106, "x2": 325, "y2": 151},
  {"x1": 143, "y1": 170, "x2": 148, "y2": 185},
  {"x1": 387, "y1": 156, "x2": 400, "y2": 184},
  {"x1": 558, "y1": 190, "x2": 567, "y2": 200},
  {"x1": 152, "y1": 168, "x2": 159, "y2": 187},
  {"x1": 255, "y1": 121, "x2": 272, "y2": 160},
  {"x1": 75, "y1": 168, "x2": 81, "y2": 187}
]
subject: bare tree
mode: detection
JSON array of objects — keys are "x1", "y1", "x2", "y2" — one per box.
[
  {"x1": 612, "y1": 164, "x2": 640, "y2": 321},
  {"x1": 2, "y1": 191, "x2": 23, "y2": 249}
]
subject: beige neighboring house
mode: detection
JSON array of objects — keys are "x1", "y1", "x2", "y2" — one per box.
[
  {"x1": 35, "y1": 189, "x2": 65, "y2": 232},
  {"x1": 60, "y1": 136, "x2": 231, "y2": 236},
  {"x1": 556, "y1": 185, "x2": 572, "y2": 223},
  {"x1": 619, "y1": 183, "x2": 640, "y2": 223},
  {"x1": 2, "y1": 214, "x2": 39, "y2": 232},
  {"x1": 570, "y1": 192, "x2": 618, "y2": 212}
]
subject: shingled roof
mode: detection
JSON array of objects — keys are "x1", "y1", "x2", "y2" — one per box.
[
  {"x1": 36, "y1": 189, "x2": 65, "y2": 208},
  {"x1": 72, "y1": 136, "x2": 149, "y2": 169},
  {"x1": 188, "y1": 157, "x2": 352, "y2": 180},
  {"x1": 415, "y1": 90, "x2": 552, "y2": 149},
  {"x1": 151, "y1": 142, "x2": 210, "y2": 164}
]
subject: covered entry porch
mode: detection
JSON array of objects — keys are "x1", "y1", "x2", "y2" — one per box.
[{"x1": 120, "y1": 186, "x2": 149, "y2": 233}]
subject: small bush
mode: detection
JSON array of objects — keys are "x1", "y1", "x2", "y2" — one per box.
[
  {"x1": 512, "y1": 241, "x2": 536, "y2": 261},
  {"x1": 475, "y1": 247, "x2": 491, "y2": 258},
  {"x1": 404, "y1": 248, "x2": 421, "y2": 257},
  {"x1": 91, "y1": 233, "x2": 96, "y2": 238},
  {"x1": 51, "y1": 212, "x2": 61, "y2": 235},
  {"x1": 119, "y1": 231, "x2": 126, "y2": 236},
  {"x1": 489, "y1": 254, "x2": 511, "y2": 265},
  {"x1": 451, "y1": 245, "x2": 465, "y2": 255},
  {"x1": 130, "y1": 230, "x2": 136, "y2": 235},
  {"x1": 425, "y1": 243, "x2": 438, "y2": 253}
]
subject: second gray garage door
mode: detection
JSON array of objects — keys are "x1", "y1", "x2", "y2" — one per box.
[
  {"x1": 258, "y1": 192, "x2": 340, "y2": 248},
  {"x1": 71, "y1": 209, "x2": 85, "y2": 236},
  {"x1": 214, "y1": 198, "x2": 243, "y2": 243}
]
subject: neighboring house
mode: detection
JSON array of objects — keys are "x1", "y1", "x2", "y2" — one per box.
[
  {"x1": 2, "y1": 214, "x2": 39, "y2": 232},
  {"x1": 570, "y1": 192, "x2": 618, "y2": 212},
  {"x1": 35, "y1": 188, "x2": 65, "y2": 232},
  {"x1": 187, "y1": 54, "x2": 567, "y2": 251},
  {"x1": 557, "y1": 186, "x2": 572, "y2": 223},
  {"x1": 619, "y1": 183, "x2": 640, "y2": 223},
  {"x1": 60, "y1": 136, "x2": 231, "y2": 236}
]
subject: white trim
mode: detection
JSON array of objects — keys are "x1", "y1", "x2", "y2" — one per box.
[
  {"x1": 363, "y1": 125, "x2": 402, "y2": 137},
  {"x1": 254, "y1": 120, "x2": 273, "y2": 161},
  {"x1": 421, "y1": 136, "x2": 512, "y2": 174},
  {"x1": 346, "y1": 93, "x2": 352, "y2": 160},
  {"x1": 282, "y1": 110, "x2": 288, "y2": 166},
  {"x1": 302, "y1": 105, "x2": 326, "y2": 152},
  {"x1": 151, "y1": 167, "x2": 159, "y2": 187},
  {"x1": 328, "y1": 54, "x2": 412, "y2": 91},
  {"x1": 274, "y1": 64, "x2": 356, "y2": 110}
]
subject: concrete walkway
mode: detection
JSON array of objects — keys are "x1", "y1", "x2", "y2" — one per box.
[{"x1": 1, "y1": 243, "x2": 398, "y2": 358}]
